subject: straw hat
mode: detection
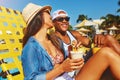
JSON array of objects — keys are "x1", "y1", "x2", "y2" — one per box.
[{"x1": 22, "y1": 3, "x2": 52, "y2": 26}]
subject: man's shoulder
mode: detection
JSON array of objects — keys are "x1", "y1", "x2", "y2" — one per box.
[{"x1": 69, "y1": 30, "x2": 81, "y2": 36}]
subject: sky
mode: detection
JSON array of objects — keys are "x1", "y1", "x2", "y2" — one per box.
[{"x1": 0, "y1": 0, "x2": 119, "y2": 26}]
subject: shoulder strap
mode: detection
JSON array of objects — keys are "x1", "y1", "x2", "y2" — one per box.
[
  {"x1": 68, "y1": 31, "x2": 77, "y2": 41},
  {"x1": 57, "y1": 38, "x2": 67, "y2": 59}
]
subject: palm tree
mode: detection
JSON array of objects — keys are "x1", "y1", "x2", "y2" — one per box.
[
  {"x1": 117, "y1": 0, "x2": 120, "y2": 13},
  {"x1": 100, "y1": 14, "x2": 120, "y2": 29},
  {"x1": 76, "y1": 14, "x2": 92, "y2": 23},
  {"x1": 118, "y1": 0, "x2": 120, "y2": 5},
  {"x1": 76, "y1": 14, "x2": 93, "y2": 39}
]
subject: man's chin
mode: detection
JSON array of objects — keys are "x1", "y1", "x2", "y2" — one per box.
[{"x1": 62, "y1": 28, "x2": 68, "y2": 31}]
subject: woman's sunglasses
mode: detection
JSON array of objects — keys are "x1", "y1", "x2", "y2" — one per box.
[{"x1": 54, "y1": 17, "x2": 70, "y2": 22}]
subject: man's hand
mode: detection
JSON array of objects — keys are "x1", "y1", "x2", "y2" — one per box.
[{"x1": 94, "y1": 34, "x2": 107, "y2": 47}]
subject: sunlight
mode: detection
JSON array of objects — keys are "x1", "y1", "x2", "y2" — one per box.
[
  {"x1": 0, "y1": 0, "x2": 9, "y2": 6},
  {"x1": 0, "y1": 0, "x2": 4, "y2": 4}
]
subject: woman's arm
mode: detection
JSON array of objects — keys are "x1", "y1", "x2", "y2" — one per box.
[
  {"x1": 22, "y1": 42, "x2": 84, "y2": 80},
  {"x1": 46, "y1": 58, "x2": 84, "y2": 80},
  {"x1": 22, "y1": 45, "x2": 46, "y2": 80}
]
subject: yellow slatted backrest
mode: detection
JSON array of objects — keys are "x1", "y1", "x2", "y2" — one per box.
[{"x1": 0, "y1": 6, "x2": 26, "y2": 80}]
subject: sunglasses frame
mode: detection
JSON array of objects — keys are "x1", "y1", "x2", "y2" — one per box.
[{"x1": 54, "y1": 17, "x2": 70, "y2": 22}]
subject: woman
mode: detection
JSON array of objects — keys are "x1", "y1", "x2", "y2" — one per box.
[
  {"x1": 22, "y1": 3, "x2": 120, "y2": 80},
  {"x1": 22, "y1": 3, "x2": 83, "y2": 80}
]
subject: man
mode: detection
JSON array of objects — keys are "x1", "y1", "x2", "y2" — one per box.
[
  {"x1": 51, "y1": 9, "x2": 120, "y2": 79},
  {"x1": 52, "y1": 9, "x2": 120, "y2": 57},
  {"x1": 52, "y1": 10, "x2": 90, "y2": 58}
]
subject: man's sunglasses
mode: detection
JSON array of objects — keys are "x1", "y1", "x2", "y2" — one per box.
[{"x1": 54, "y1": 17, "x2": 70, "y2": 22}]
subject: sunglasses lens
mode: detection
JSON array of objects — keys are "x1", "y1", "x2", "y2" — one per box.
[
  {"x1": 65, "y1": 17, "x2": 70, "y2": 21},
  {"x1": 55, "y1": 17, "x2": 70, "y2": 22},
  {"x1": 58, "y1": 18, "x2": 64, "y2": 22}
]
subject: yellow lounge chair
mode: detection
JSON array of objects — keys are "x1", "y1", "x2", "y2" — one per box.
[{"x1": 0, "y1": 6, "x2": 26, "y2": 80}]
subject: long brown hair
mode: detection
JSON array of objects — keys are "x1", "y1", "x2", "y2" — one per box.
[
  {"x1": 48, "y1": 33, "x2": 64, "y2": 53},
  {"x1": 23, "y1": 11, "x2": 44, "y2": 47},
  {"x1": 23, "y1": 11, "x2": 64, "y2": 53}
]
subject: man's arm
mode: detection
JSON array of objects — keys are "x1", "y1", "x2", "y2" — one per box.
[
  {"x1": 94, "y1": 34, "x2": 120, "y2": 55},
  {"x1": 70, "y1": 30, "x2": 90, "y2": 47}
]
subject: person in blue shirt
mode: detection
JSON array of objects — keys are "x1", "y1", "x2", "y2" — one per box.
[
  {"x1": 21, "y1": 3, "x2": 120, "y2": 80},
  {"x1": 21, "y1": 3, "x2": 84, "y2": 80}
]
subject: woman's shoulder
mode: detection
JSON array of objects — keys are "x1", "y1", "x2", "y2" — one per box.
[
  {"x1": 23, "y1": 37, "x2": 43, "y2": 51},
  {"x1": 22, "y1": 37, "x2": 44, "y2": 56}
]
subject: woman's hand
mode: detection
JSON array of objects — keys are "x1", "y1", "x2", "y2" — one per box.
[{"x1": 60, "y1": 58, "x2": 84, "y2": 72}]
